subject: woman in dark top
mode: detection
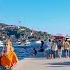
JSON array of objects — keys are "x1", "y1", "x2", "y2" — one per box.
[{"x1": 57, "y1": 40, "x2": 62, "y2": 58}]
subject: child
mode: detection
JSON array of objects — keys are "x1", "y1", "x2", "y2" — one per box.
[{"x1": 1, "y1": 39, "x2": 18, "y2": 69}]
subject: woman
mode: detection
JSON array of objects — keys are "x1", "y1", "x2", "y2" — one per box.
[
  {"x1": 57, "y1": 40, "x2": 62, "y2": 58},
  {"x1": 51, "y1": 40, "x2": 57, "y2": 59},
  {"x1": 63, "y1": 40, "x2": 70, "y2": 58},
  {"x1": 1, "y1": 39, "x2": 18, "y2": 69}
]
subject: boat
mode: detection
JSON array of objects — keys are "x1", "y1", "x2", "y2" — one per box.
[
  {"x1": 0, "y1": 41, "x2": 4, "y2": 47},
  {"x1": 35, "y1": 40, "x2": 41, "y2": 44},
  {"x1": 24, "y1": 40, "x2": 31, "y2": 46}
]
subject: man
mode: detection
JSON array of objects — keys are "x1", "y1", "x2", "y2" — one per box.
[
  {"x1": 45, "y1": 39, "x2": 52, "y2": 59},
  {"x1": 41, "y1": 40, "x2": 44, "y2": 48}
]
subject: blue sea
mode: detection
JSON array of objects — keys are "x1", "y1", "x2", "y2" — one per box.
[
  {"x1": 13, "y1": 42, "x2": 42, "y2": 60},
  {"x1": 0, "y1": 41, "x2": 70, "y2": 61}
]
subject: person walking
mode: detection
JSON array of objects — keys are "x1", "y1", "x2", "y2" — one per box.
[
  {"x1": 51, "y1": 40, "x2": 57, "y2": 59},
  {"x1": 63, "y1": 39, "x2": 70, "y2": 58},
  {"x1": 46, "y1": 39, "x2": 52, "y2": 59},
  {"x1": 41, "y1": 40, "x2": 44, "y2": 48},
  {"x1": 57, "y1": 40, "x2": 62, "y2": 58}
]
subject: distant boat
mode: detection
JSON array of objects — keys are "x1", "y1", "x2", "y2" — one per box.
[
  {"x1": 13, "y1": 40, "x2": 41, "y2": 48},
  {"x1": 0, "y1": 41, "x2": 4, "y2": 47},
  {"x1": 35, "y1": 40, "x2": 41, "y2": 44},
  {"x1": 16, "y1": 40, "x2": 21, "y2": 45},
  {"x1": 13, "y1": 40, "x2": 31, "y2": 47}
]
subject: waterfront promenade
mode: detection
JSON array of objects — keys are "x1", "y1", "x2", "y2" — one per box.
[{"x1": 13, "y1": 58, "x2": 70, "y2": 70}]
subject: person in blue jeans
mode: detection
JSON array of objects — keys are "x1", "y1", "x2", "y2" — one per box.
[
  {"x1": 63, "y1": 39, "x2": 70, "y2": 58},
  {"x1": 46, "y1": 39, "x2": 52, "y2": 59}
]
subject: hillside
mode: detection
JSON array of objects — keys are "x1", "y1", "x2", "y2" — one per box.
[
  {"x1": 0, "y1": 23, "x2": 51, "y2": 41},
  {"x1": 0, "y1": 23, "x2": 8, "y2": 27}
]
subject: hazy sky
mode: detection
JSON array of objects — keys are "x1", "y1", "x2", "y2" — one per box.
[{"x1": 0, "y1": 0, "x2": 70, "y2": 34}]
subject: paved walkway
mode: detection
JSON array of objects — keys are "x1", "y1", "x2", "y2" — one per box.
[{"x1": 12, "y1": 58, "x2": 70, "y2": 70}]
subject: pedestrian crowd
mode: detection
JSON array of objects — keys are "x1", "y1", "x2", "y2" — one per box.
[{"x1": 32, "y1": 38, "x2": 70, "y2": 59}]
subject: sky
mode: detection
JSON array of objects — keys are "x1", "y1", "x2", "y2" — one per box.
[{"x1": 0, "y1": 0, "x2": 70, "y2": 35}]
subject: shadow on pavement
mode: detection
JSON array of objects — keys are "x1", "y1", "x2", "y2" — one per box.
[{"x1": 44, "y1": 62, "x2": 70, "y2": 67}]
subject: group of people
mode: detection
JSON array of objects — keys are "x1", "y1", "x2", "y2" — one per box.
[
  {"x1": 46, "y1": 39, "x2": 70, "y2": 59},
  {"x1": 32, "y1": 39, "x2": 70, "y2": 59}
]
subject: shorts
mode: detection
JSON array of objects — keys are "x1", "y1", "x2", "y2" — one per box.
[{"x1": 51, "y1": 50, "x2": 55, "y2": 54}]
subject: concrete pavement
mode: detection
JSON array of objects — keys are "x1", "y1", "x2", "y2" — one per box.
[{"x1": 12, "y1": 58, "x2": 70, "y2": 70}]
